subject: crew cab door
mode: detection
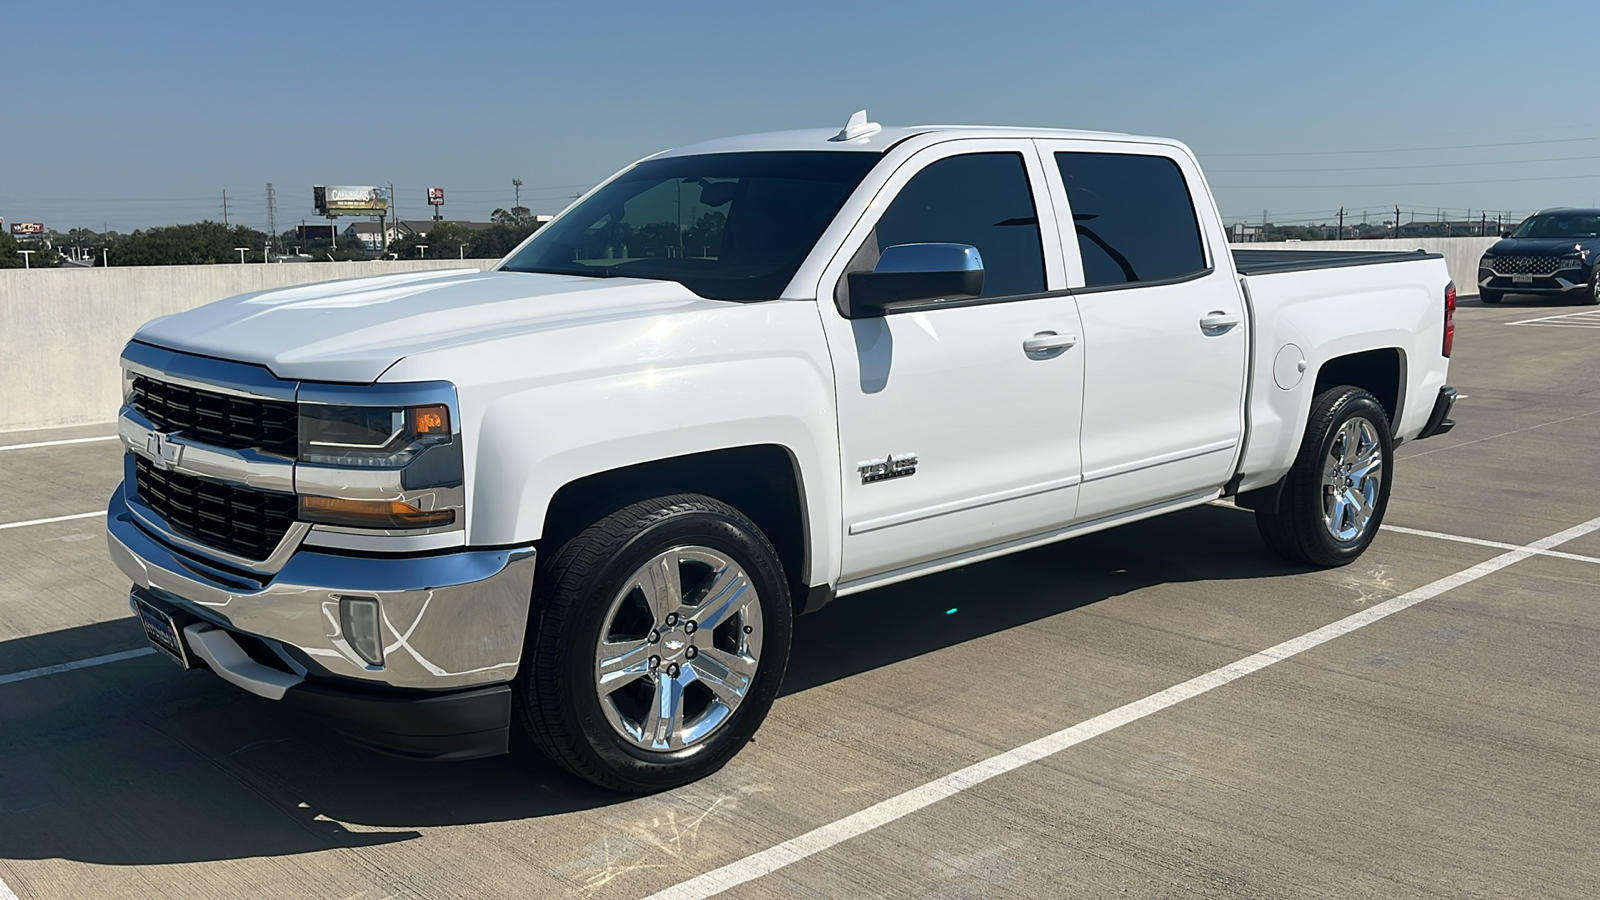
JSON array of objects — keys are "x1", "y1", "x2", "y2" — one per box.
[
  {"x1": 816, "y1": 141, "x2": 1086, "y2": 584},
  {"x1": 1035, "y1": 140, "x2": 1248, "y2": 521}
]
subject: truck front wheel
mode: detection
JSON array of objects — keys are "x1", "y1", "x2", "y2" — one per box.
[
  {"x1": 1254, "y1": 386, "x2": 1393, "y2": 567},
  {"x1": 515, "y1": 493, "x2": 793, "y2": 792}
]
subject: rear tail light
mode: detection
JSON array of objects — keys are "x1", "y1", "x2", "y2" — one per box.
[{"x1": 1443, "y1": 282, "x2": 1456, "y2": 357}]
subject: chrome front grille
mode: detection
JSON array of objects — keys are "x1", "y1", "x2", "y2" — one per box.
[
  {"x1": 134, "y1": 456, "x2": 297, "y2": 560},
  {"x1": 131, "y1": 375, "x2": 298, "y2": 458},
  {"x1": 1487, "y1": 256, "x2": 1560, "y2": 276}
]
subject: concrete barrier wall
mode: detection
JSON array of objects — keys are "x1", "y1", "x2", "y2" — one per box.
[
  {"x1": 0, "y1": 260, "x2": 481, "y2": 433},
  {"x1": 1233, "y1": 238, "x2": 1494, "y2": 298},
  {"x1": 0, "y1": 239, "x2": 1496, "y2": 434}
]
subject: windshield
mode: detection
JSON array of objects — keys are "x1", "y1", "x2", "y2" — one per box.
[
  {"x1": 501, "y1": 151, "x2": 880, "y2": 301},
  {"x1": 1510, "y1": 214, "x2": 1600, "y2": 239}
]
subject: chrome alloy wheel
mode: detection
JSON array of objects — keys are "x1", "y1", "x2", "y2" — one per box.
[
  {"x1": 1321, "y1": 416, "x2": 1384, "y2": 543},
  {"x1": 594, "y1": 546, "x2": 763, "y2": 752}
]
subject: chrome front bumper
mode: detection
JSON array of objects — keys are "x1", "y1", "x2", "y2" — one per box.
[{"x1": 107, "y1": 483, "x2": 536, "y2": 691}]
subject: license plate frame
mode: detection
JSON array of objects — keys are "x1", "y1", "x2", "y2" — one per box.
[
  {"x1": 1512, "y1": 272, "x2": 1534, "y2": 284},
  {"x1": 132, "y1": 592, "x2": 192, "y2": 669}
]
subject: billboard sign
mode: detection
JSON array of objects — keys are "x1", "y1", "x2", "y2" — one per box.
[
  {"x1": 318, "y1": 185, "x2": 388, "y2": 216},
  {"x1": 427, "y1": 187, "x2": 445, "y2": 206},
  {"x1": 10, "y1": 222, "x2": 46, "y2": 236},
  {"x1": 296, "y1": 224, "x2": 336, "y2": 240}
]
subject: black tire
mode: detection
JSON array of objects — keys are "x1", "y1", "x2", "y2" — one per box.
[
  {"x1": 1584, "y1": 272, "x2": 1600, "y2": 305},
  {"x1": 515, "y1": 493, "x2": 792, "y2": 792},
  {"x1": 1479, "y1": 288, "x2": 1503, "y2": 304},
  {"x1": 1255, "y1": 386, "x2": 1394, "y2": 567}
]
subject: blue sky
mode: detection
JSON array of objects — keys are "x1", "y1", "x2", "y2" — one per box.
[{"x1": 3, "y1": 0, "x2": 1595, "y2": 232}]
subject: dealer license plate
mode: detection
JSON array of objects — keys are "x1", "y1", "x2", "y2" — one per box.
[
  {"x1": 132, "y1": 592, "x2": 191, "y2": 668},
  {"x1": 1513, "y1": 272, "x2": 1534, "y2": 284}
]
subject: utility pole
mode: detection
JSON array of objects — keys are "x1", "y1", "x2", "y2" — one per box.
[
  {"x1": 1338, "y1": 207, "x2": 1345, "y2": 241},
  {"x1": 222, "y1": 189, "x2": 229, "y2": 227},
  {"x1": 1395, "y1": 206, "x2": 1401, "y2": 237},
  {"x1": 265, "y1": 183, "x2": 277, "y2": 257},
  {"x1": 513, "y1": 178, "x2": 523, "y2": 209}
]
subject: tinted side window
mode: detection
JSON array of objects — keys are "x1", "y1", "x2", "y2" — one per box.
[
  {"x1": 873, "y1": 153, "x2": 1046, "y2": 297},
  {"x1": 1054, "y1": 152, "x2": 1206, "y2": 288}
]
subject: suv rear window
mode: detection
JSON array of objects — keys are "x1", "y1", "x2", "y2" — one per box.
[{"x1": 1055, "y1": 152, "x2": 1206, "y2": 288}]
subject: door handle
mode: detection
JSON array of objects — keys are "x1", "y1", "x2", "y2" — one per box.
[
  {"x1": 1199, "y1": 311, "x2": 1241, "y2": 334},
  {"x1": 1023, "y1": 331, "x2": 1078, "y2": 357}
]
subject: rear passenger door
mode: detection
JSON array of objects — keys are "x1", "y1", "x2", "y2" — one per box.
[{"x1": 1035, "y1": 141, "x2": 1248, "y2": 521}]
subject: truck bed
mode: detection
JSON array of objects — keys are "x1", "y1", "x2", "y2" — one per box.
[{"x1": 1231, "y1": 248, "x2": 1441, "y2": 276}]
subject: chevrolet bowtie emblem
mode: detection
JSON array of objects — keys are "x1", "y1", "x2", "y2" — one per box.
[{"x1": 145, "y1": 431, "x2": 183, "y2": 471}]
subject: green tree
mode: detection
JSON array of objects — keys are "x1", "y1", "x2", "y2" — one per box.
[
  {"x1": 0, "y1": 232, "x2": 61, "y2": 268},
  {"x1": 388, "y1": 222, "x2": 477, "y2": 259},
  {"x1": 106, "y1": 221, "x2": 271, "y2": 266}
]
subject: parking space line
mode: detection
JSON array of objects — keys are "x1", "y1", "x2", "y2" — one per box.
[
  {"x1": 0, "y1": 872, "x2": 18, "y2": 900},
  {"x1": 644, "y1": 514, "x2": 1600, "y2": 900},
  {"x1": 0, "y1": 511, "x2": 105, "y2": 531},
  {"x1": 0, "y1": 647, "x2": 155, "y2": 686},
  {"x1": 0, "y1": 435, "x2": 119, "y2": 452},
  {"x1": 1385, "y1": 524, "x2": 1600, "y2": 566},
  {"x1": 1397, "y1": 408, "x2": 1600, "y2": 460},
  {"x1": 1506, "y1": 309, "x2": 1600, "y2": 328}
]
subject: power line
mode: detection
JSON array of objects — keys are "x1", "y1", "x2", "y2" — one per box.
[
  {"x1": 1215, "y1": 172, "x2": 1600, "y2": 189},
  {"x1": 1203, "y1": 134, "x2": 1600, "y2": 158},
  {"x1": 1209, "y1": 153, "x2": 1600, "y2": 174}
]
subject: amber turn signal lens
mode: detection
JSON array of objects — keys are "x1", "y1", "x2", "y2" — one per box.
[
  {"x1": 299, "y1": 496, "x2": 456, "y2": 529},
  {"x1": 413, "y1": 405, "x2": 450, "y2": 435}
]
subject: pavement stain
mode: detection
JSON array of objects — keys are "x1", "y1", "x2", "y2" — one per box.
[
  {"x1": 1341, "y1": 563, "x2": 1396, "y2": 606},
  {"x1": 554, "y1": 787, "x2": 746, "y2": 894}
]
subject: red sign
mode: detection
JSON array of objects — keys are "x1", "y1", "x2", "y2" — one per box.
[
  {"x1": 10, "y1": 222, "x2": 46, "y2": 236},
  {"x1": 427, "y1": 188, "x2": 445, "y2": 206}
]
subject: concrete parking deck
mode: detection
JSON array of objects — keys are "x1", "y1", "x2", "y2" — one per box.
[{"x1": 2, "y1": 294, "x2": 1598, "y2": 899}]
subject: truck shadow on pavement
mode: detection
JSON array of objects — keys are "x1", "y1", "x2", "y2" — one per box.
[{"x1": 0, "y1": 504, "x2": 1303, "y2": 867}]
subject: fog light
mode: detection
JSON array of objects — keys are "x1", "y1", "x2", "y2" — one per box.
[{"x1": 340, "y1": 596, "x2": 385, "y2": 666}]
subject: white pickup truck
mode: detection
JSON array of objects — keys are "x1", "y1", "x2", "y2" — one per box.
[{"x1": 108, "y1": 113, "x2": 1457, "y2": 791}]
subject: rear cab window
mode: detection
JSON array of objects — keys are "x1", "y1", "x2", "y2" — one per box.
[{"x1": 1053, "y1": 152, "x2": 1207, "y2": 288}]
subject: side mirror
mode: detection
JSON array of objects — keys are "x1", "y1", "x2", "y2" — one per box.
[
  {"x1": 846, "y1": 243, "x2": 984, "y2": 318},
  {"x1": 1500, "y1": 231, "x2": 1513, "y2": 238}
]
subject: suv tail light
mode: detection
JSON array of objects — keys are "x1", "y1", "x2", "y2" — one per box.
[{"x1": 1443, "y1": 281, "x2": 1456, "y2": 357}]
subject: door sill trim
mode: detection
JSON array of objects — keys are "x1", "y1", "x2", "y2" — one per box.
[
  {"x1": 836, "y1": 487, "x2": 1220, "y2": 598},
  {"x1": 847, "y1": 475, "x2": 1082, "y2": 536}
]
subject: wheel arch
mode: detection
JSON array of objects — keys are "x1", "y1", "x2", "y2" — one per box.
[
  {"x1": 538, "y1": 445, "x2": 815, "y2": 613},
  {"x1": 1311, "y1": 347, "x2": 1405, "y2": 432}
]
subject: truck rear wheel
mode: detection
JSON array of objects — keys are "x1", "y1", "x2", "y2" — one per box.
[
  {"x1": 515, "y1": 493, "x2": 792, "y2": 792},
  {"x1": 1254, "y1": 386, "x2": 1393, "y2": 567}
]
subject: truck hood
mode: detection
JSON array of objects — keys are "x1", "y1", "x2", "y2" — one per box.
[{"x1": 132, "y1": 268, "x2": 721, "y2": 382}]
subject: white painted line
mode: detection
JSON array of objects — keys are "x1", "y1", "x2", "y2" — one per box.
[
  {"x1": 645, "y1": 514, "x2": 1600, "y2": 900},
  {"x1": 0, "y1": 872, "x2": 19, "y2": 900},
  {"x1": 0, "y1": 435, "x2": 119, "y2": 452},
  {"x1": 1506, "y1": 309, "x2": 1600, "y2": 327},
  {"x1": 0, "y1": 511, "x2": 105, "y2": 532},
  {"x1": 1397, "y1": 408, "x2": 1600, "y2": 460},
  {"x1": 0, "y1": 647, "x2": 156, "y2": 686},
  {"x1": 1383, "y1": 524, "x2": 1600, "y2": 566}
]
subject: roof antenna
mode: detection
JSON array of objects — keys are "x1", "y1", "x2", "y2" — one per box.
[{"x1": 831, "y1": 110, "x2": 882, "y2": 142}]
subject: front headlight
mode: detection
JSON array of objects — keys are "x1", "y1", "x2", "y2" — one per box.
[
  {"x1": 299, "y1": 403, "x2": 451, "y2": 467},
  {"x1": 1479, "y1": 256, "x2": 1495, "y2": 268},
  {"x1": 1558, "y1": 256, "x2": 1586, "y2": 270}
]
